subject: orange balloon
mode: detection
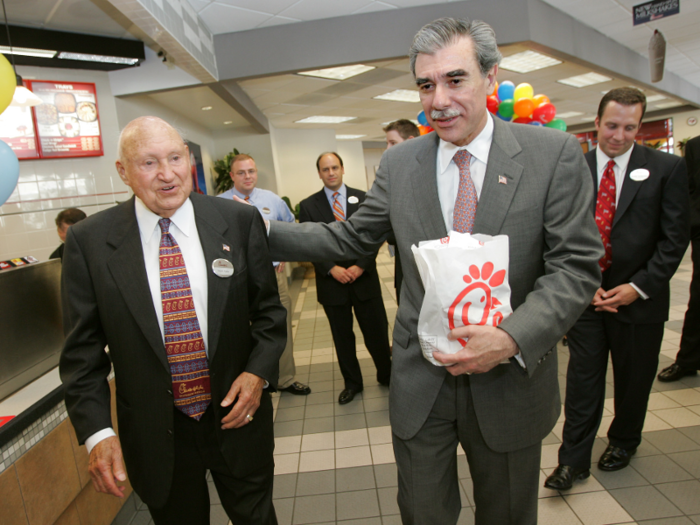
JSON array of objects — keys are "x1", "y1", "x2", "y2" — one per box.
[
  {"x1": 491, "y1": 81, "x2": 499, "y2": 98},
  {"x1": 513, "y1": 98, "x2": 535, "y2": 118},
  {"x1": 533, "y1": 94, "x2": 550, "y2": 107}
]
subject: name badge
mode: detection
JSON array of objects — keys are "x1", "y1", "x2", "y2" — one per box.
[
  {"x1": 262, "y1": 207, "x2": 271, "y2": 214},
  {"x1": 630, "y1": 169, "x2": 650, "y2": 181},
  {"x1": 348, "y1": 196, "x2": 359, "y2": 204},
  {"x1": 212, "y1": 258, "x2": 234, "y2": 278}
]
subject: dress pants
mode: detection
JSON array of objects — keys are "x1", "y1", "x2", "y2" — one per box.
[
  {"x1": 276, "y1": 270, "x2": 296, "y2": 389},
  {"x1": 322, "y1": 289, "x2": 392, "y2": 390},
  {"x1": 392, "y1": 374, "x2": 541, "y2": 525},
  {"x1": 148, "y1": 407, "x2": 277, "y2": 525},
  {"x1": 675, "y1": 239, "x2": 700, "y2": 370},
  {"x1": 559, "y1": 307, "x2": 664, "y2": 469}
]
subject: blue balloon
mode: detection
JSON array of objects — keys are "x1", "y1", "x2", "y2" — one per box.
[
  {"x1": 529, "y1": 121, "x2": 544, "y2": 126},
  {"x1": 417, "y1": 111, "x2": 428, "y2": 126},
  {"x1": 497, "y1": 81, "x2": 515, "y2": 103},
  {"x1": 495, "y1": 112, "x2": 512, "y2": 122},
  {"x1": 0, "y1": 139, "x2": 19, "y2": 206}
]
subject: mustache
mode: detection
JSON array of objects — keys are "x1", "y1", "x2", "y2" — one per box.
[{"x1": 431, "y1": 109, "x2": 460, "y2": 120}]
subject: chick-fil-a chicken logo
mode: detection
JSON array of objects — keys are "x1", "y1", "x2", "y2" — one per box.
[{"x1": 448, "y1": 262, "x2": 506, "y2": 347}]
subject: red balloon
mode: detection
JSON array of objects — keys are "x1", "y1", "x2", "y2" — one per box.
[
  {"x1": 513, "y1": 116, "x2": 533, "y2": 124},
  {"x1": 487, "y1": 95, "x2": 500, "y2": 114},
  {"x1": 532, "y1": 103, "x2": 556, "y2": 124}
]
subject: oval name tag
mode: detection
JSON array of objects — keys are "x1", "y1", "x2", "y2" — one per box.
[
  {"x1": 347, "y1": 196, "x2": 359, "y2": 204},
  {"x1": 262, "y1": 207, "x2": 271, "y2": 214},
  {"x1": 629, "y1": 169, "x2": 650, "y2": 181},
  {"x1": 212, "y1": 258, "x2": 234, "y2": 278}
]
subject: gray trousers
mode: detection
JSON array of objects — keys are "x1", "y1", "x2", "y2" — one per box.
[
  {"x1": 392, "y1": 374, "x2": 541, "y2": 525},
  {"x1": 276, "y1": 270, "x2": 296, "y2": 389}
]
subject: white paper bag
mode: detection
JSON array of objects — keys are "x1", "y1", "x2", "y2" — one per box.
[{"x1": 411, "y1": 232, "x2": 512, "y2": 366}]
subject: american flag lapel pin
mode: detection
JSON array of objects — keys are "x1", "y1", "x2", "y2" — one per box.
[
  {"x1": 498, "y1": 175, "x2": 507, "y2": 185},
  {"x1": 222, "y1": 244, "x2": 230, "y2": 252}
]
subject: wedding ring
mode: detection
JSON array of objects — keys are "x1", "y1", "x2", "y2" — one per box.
[{"x1": 246, "y1": 414, "x2": 253, "y2": 422}]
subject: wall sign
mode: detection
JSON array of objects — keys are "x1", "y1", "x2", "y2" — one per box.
[
  {"x1": 0, "y1": 105, "x2": 39, "y2": 160},
  {"x1": 633, "y1": 0, "x2": 680, "y2": 25}
]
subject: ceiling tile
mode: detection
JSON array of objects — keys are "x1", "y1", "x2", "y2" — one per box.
[
  {"x1": 278, "y1": 0, "x2": 375, "y2": 21},
  {"x1": 213, "y1": 0, "x2": 299, "y2": 14},
  {"x1": 199, "y1": 3, "x2": 272, "y2": 34}
]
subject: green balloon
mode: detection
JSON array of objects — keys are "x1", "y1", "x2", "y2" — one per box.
[
  {"x1": 546, "y1": 118, "x2": 567, "y2": 131},
  {"x1": 498, "y1": 99, "x2": 514, "y2": 119}
]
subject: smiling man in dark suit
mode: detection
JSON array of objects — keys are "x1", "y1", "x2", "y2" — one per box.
[
  {"x1": 59, "y1": 116, "x2": 285, "y2": 524},
  {"x1": 298, "y1": 152, "x2": 392, "y2": 405},
  {"x1": 546, "y1": 87, "x2": 690, "y2": 491}
]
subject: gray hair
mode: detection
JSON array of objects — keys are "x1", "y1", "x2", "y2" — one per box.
[{"x1": 409, "y1": 18, "x2": 502, "y2": 77}]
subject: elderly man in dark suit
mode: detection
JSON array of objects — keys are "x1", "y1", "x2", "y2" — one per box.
[
  {"x1": 59, "y1": 116, "x2": 285, "y2": 524},
  {"x1": 299, "y1": 152, "x2": 392, "y2": 405},
  {"x1": 546, "y1": 88, "x2": 690, "y2": 491},
  {"x1": 267, "y1": 17, "x2": 602, "y2": 525}
]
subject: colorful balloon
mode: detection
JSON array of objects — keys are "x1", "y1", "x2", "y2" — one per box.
[
  {"x1": 497, "y1": 81, "x2": 514, "y2": 102},
  {"x1": 529, "y1": 121, "x2": 544, "y2": 126},
  {"x1": 418, "y1": 124, "x2": 433, "y2": 135},
  {"x1": 487, "y1": 95, "x2": 500, "y2": 114},
  {"x1": 513, "y1": 83, "x2": 534, "y2": 101},
  {"x1": 417, "y1": 111, "x2": 429, "y2": 127},
  {"x1": 533, "y1": 94, "x2": 550, "y2": 107},
  {"x1": 491, "y1": 81, "x2": 499, "y2": 99},
  {"x1": 513, "y1": 98, "x2": 535, "y2": 118},
  {"x1": 546, "y1": 119, "x2": 567, "y2": 131},
  {"x1": 0, "y1": 139, "x2": 19, "y2": 206},
  {"x1": 513, "y1": 116, "x2": 533, "y2": 124},
  {"x1": 0, "y1": 55, "x2": 14, "y2": 116},
  {"x1": 497, "y1": 99, "x2": 514, "y2": 119},
  {"x1": 532, "y1": 103, "x2": 556, "y2": 124}
]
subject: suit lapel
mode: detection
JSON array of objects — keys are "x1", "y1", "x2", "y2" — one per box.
[
  {"x1": 586, "y1": 151, "x2": 598, "y2": 192},
  {"x1": 106, "y1": 198, "x2": 170, "y2": 372},
  {"x1": 411, "y1": 133, "x2": 448, "y2": 239},
  {"x1": 314, "y1": 190, "x2": 336, "y2": 223},
  {"x1": 473, "y1": 119, "x2": 524, "y2": 235},
  {"x1": 346, "y1": 187, "x2": 359, "y2": 218},
  {"x1": 190, "y1": 192, "x2": 231, "y2": 362},
  {"x1": 613, "y1": 144, "x2": 646, "y2": 227}
]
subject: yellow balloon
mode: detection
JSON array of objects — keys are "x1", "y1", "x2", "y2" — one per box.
[
  {"x1": 514, "y1": 83, "x2": 534, "y2": 101},
  {"x1": 0, "y1": 54, "x2": 15, "y2": 115}
]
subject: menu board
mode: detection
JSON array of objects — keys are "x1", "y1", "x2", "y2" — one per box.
[
  {"x1": 0, "y1": 105, "x2": 39, "y2": 159},
  {"x1": 25, "y1": 81, "x2": 103, "y2": 159}
]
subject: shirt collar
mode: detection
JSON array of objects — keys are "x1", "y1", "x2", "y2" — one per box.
[
  {"x1": 230, "y1": 186, "x2": 258, "y2": 201},
  {"x1": 596, "y1": 143, "x2": 634, "y2": 175},
  {"x1": 134, "y1": 196, "x2": 195, "y2": 242},
  {"x1": 438, "y1": 112, "x2": 494, "y2": 175},
  {"x1": 324, "y1": 183, "x2": 346, "y2": 201}
]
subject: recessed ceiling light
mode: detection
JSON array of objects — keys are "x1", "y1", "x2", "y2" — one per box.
[
  {"x1": 382, "y1": 119, "x2": 420, "y2": 126},
  {"x1": 0, "y1": 46, "x2": 56, "y2": 58},
  {"x1": 201, "y1": 106, "x2": 213, "y2": 111},
  {"x1": 295, "y1": 116, "x2": 356, "y2": 124},
  {"x1": 645, "y1": 94, "x2": 667, "y2": 103},
  {"x1": 499, "y1": 50, "x2": 562, "y2": 73},
  {"x1": 654, "y1": 101, "x2": 683, "y2": 109},
  {"x1": 373, "y1": 89, "x2": 421, "y2": 103},
  {"x1": 298, "y1": 64, "x2": 375, "y2": 80},
  {"x1": 336, "y1": 134, "x2": 366, "y2": 140},
  {"x1": 555, "y1": 111, "x2": 585, "y2": 119},
  {"x1": 579, "y1": 116, "x2": 596, "y2": 122},
  {"x1": 557, "y1": 72, "x2": 612, "y2": 88},
  {"x1": 223, "y1": 121, "x2": 233, "y2": 124},
  {"x1": 57, "y1": 52, "x2": 139, "y2": 65}
]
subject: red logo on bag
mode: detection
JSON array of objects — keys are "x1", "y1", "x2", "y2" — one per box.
[
  {"x1": 440, "y1": 237, "x2": 450, "y2": 244},
  {"x1": 448, "y1": 262, "x2": 506, "y2": 347}
]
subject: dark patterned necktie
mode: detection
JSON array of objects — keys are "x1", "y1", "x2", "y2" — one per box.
[
  {"x1": 158, "y1": 218, "x2": 211, "y2": 420},
  {"x1": 332, "y1": 192, "x2": 345, "y2": 222},
  {"x1": 595, "y1": 160, "x2": 617, "y2": 271},
  {"x1": 452, "y1": 150, "x2": 477, "y2": 233}
]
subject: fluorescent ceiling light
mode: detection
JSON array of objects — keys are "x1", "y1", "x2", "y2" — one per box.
[
  {"x1": 499, "y1": 50, "x2": 562, "y2": 73},
  {"x1": 555, "y1": 111, "x2": 584, "y2": 119},
  {"x1": 223, "y1": 120, "x2": 233, "y2": 124},
  {"x1": 645, "y1": 94, "x2": 667, "y2": 102},
  {"x1": 557, "y1": 72, "x2": 612, "y2": 88},
  {"x1": 382, "y1": 119, "x2": 420, "y2": 126},
  {"x1": 579, "y1": 116, "x2": 596, "y2": 122},
  {"x1": 336, "y1": 134, "x2": 366, "y2": 140},
  {"x1": 201, "y1": 106, "x2": 213, "y2": 111},
  {"x1": 57, "y1": 52, "x2": 139, "y2": 65},
  {"x1": 653, "y1": 101, "x2": 683, "y2": 109},
  {"x1": 295, "y1": 116, "x2": 356, "y2": 124},
  {"x1": 298, "y1": 64, "x2": 375, "y2": 80},
  {"x1": 373, "y1": 89, "x2": 421, "y2": 103},
  {"x1": 0, "y1": 46, "x2": 56, "y2": 58}
]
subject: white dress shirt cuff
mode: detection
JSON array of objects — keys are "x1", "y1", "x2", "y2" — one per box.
[
  {"x1": 85, "y1": 428, "x2": 117, "y2": 454},
  {"x1": 514, "y1": 352, "x2": 526, "y2": 369},
  {"x1": 629, "y1": 282, "x2": 648, "y2": 300}
]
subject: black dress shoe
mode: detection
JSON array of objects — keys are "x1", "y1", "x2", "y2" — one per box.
[
  {"x1": 281, "y1": 382, "x2": 311, "y2": 395},
  {"x1": 658, "y1": 363, "x2": 697, "y2": 383},
  {"x1": 544, "y1": 465, "x2": 590, "y2": 490},
  {"x1": 338, "y1": 388, "x2": 362, "y2": 405},
  {"x1": 598, "y1": 445, "x2": 636, "y2": 471}
]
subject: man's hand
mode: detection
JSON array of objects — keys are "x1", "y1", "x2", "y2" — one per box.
[
  {"x1": 88, "y1": 436, "x2": 127, "y2": 498},
  {"x1": 220, "y1": 372, "x2": 265, "y2": 429},
  {"x1": 433, "y1": 325, "x2": 519, "y2": 375},
  {"x1": 346, "y1": 265, "x2": 364, "y2": 280},
  {"x1": 592, "y1": 284, "x2": 640, "y2": 313},
  {"x1": 276, "y1": 262, "x2": 286, "y2": 274},
  {"x1": 330, "y1": 266, "x2": 354, "y2": 284}
]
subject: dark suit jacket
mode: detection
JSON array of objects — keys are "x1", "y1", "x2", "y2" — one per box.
[
  {"x1": 59, "y1": 192, "x2": 286, "y2": 508},
  {"x1": 685, "y1": 136, "x2": 700, "y2": 239},
  {"x1": 298, "y1": 186, "x2": 382, "y2": 306},
  {"x1": 586, "y1": 144, "x2": 690, "y2": 324}
]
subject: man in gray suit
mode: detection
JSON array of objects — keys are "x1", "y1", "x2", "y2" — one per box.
[{"x1": 268, "y1": 18, "x2": 602, "y2": 525}]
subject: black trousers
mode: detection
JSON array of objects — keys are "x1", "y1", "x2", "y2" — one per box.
[
  {"x1": 323, "y1": 292, "x2": 392, "y2": 390},
  {"x1": 148, "y1": 407, "x2": 277, "y2": 525},
  {"x1": 676, "y1": 239, "x2": 700, "y2": 369},
  {"x1": 559, "y1": 307, "x2": 664, "y2": 469}
]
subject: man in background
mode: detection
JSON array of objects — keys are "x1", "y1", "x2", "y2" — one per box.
[
  {"x1": 299, "y1": 152, "x2": 391, "y2": 405},
  {"x1": 50, "y1": 207, "x2": 86, "y2": 261},
  {"x1": 219, "y1": 154, "x2": 311, "y2": 396}
]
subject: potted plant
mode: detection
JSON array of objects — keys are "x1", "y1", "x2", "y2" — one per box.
[{"x1": 213, "y1": 148, "x2": 240, "y2": 194}]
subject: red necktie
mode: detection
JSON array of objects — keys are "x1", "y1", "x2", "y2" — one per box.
[
  {"x1": 452, "y1": 150, "x2": 477, "y2": 233},
  {"x1": 332, "y1": 192, "x2": 345, "y2": 222},
  {"x1": 595, "y1": 160, "x2": 617, "y2": 271},
  {"x1": 159, "y1": 218, "x2": 211, "y2": 420}
]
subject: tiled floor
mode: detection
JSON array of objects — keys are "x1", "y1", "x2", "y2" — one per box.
[{"x1": 126, "y1": 247, "x2": 700, "y2": 525}]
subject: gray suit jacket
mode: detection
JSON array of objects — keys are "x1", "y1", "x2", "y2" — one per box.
[{"x1": 270, "y1": 118, "x2": 602, "y2": 451}]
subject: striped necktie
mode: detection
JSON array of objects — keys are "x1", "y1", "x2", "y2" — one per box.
[
  {"x1": 595, "y1": 160, "x2": 617, "y2": 271},
  {"x1": 332, "y1": 192, "x2": 345, "y2": 222},
  {"x1": 452, "y1": 150, "x2": 477, "y2": 233},
  {"x1": 158, "y1": 218, "x2": 211, "y2": 420}
]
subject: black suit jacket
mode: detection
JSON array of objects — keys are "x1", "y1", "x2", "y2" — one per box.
[
  {"x1": 685, "y1": 136, "x2": 700, "y2": 238},
  {"x1": 298, "y1": 186, "x2": 382, "y2": 306},
  {"x1": 586, "y1": 144, "x2": 690, "y2": 323},
  {"x1": 59, "y1": 192, "x2": 286, "y2": 508}
]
